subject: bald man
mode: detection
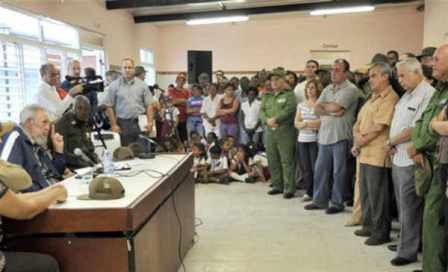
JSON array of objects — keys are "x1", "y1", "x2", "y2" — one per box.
[
  {"x1": 55, "y1": 96, "x2": 99, "y2": 169},
  {"x1": 407, "y1": 44, "x2": 448, "y2": 272}
]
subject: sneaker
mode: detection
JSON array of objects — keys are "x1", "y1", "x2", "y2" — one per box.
[
  {"x1": 244, "y1": 176, "x2": 257, "y2": 184},
  {"x1": 302, "y1": 194, "x2": 312, "y2": 202}
]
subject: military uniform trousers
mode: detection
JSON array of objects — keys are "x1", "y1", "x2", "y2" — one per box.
[
  {"x1": 264, "y1": 126, "x2": 297, "y2": 194},
  {"x1": 422, "y1": 161, "x2": 446, "y2": 272}
]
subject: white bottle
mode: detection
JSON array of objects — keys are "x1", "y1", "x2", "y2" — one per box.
[{"x1": 103, "y1": 150, "x2": 114, "y2": 176}]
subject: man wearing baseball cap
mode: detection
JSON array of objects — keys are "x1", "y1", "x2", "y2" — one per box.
[{"x1": 260, "y1": 67, "x2": 297, "y2": 199}]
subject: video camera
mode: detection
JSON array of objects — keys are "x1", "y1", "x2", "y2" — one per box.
[{"x1": 65, "y1": 68, "x2": 104, "y2": 94}]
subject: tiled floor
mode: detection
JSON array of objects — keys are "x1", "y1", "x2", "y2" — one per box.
[{"x1": 180, "y1": 182, "x2": 421, "y2": 272}]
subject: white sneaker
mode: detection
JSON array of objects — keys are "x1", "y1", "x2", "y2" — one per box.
[{"x1": 302, "y1": 194, "x2": 312, "y2": 202}]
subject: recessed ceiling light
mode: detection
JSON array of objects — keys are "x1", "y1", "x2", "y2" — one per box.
[
  {"x1": 186, "y1": 15, "x2": 249, "y2": 25},
  {"x1": 310, "y1": 5, "x2": 375, "y2": 16}
]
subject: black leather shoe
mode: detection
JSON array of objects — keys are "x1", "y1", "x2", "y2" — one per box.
[
  {"x1": 325, "y1": 207, "x2": 344, "y2": 214},
  {"x1": 387, "y1": 244, "x2": 397, "y2": 252},
  {"x1": 364, "y1": 236, "x2": 391, "y2": 246},
  {"x1": 283, "y1": 192, "x2": 295, "y2": 199},
  {"x1": 267, "y1": 189, "x2": 283, "y2": 195},
  {"x1": 354, "y1": 229, "x2": 371, "y2": 237},
  {"x1": 390, "y1": 257, "x2": 417, "y2": 266},
  {"x1": 304, "y1": 203, "x2": 323, "y2": 210}
]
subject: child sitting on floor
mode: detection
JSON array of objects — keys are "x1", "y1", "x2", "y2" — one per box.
[
  {"x1": 191, "y1": 142, "x2": 207, "y2": 181},
  {"x1": 229, "y1": 145, "x2": 262, "y2": 183},
  {"x1": 200, "y1": 144, "x2": 229, "y2": 184}
]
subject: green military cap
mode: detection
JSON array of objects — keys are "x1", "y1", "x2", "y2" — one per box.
[
  {"x1": 113, "y1": 147, "x2": 135, "y2": 162},
  {"x1": 415, "y1": 156, "x2": 433, "y2": 197},
  {"x1": 0, "y1": 160, "x2": 32, "y2": 192},
  {"x1": 128, "y1": 142, "x2": 145, "y2": 158},
  {"x1": 77, "y1": 176, "x2": 125, "y2": 200},
  {"x1": 268, "y1": 67, "x2": 287, "y2": 80}
]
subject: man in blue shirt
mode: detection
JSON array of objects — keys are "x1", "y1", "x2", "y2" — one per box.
[{"x1": 0, "y1": 105, "x2": 66, "y2": 192}]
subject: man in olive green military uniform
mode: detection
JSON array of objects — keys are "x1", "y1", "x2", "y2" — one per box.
[
  {"x1": 260, "y1": 68, "x2": 297, "y2": 199},
  {"x1": 407, "y1": 44, "x2": 448, "y2": 272},
  {"x1": 56, "y1": 95, "x2": 99, "y2": 170}
]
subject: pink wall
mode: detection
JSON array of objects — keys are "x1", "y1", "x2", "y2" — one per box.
[{"x1": 153, "y1": 5, "x2": 424, "y2": 72}]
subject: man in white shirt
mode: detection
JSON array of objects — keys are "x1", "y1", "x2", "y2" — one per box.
[
  {"x1": 35, "y1": 63, "x2": 83, "y2": 121},
  {"x1": 201, "y1": 83, "x2": 223, "y2": 138},
  {"x1": 294, "y1": 60, "x2": 319, "y2": 103}
]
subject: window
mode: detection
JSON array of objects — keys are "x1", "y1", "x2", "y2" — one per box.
[
  {"x1": 0, "y1": 6, "x2": 40, "y2": 39},
  {"x1": 139, "y1": 49, "x2": 156, "y2": 86},
  {"x1": 0, "y1": 4, "x2": 105, "y2": 122},
  {"x1": 0, "y1": 42, "x2": 23, "y2": 121},
  {"x1": 41, "y1": 19, "x2": 79, "y2": 49},
  {"x1": 81, "y1": 47, "x2": 106, "y2": 78}
]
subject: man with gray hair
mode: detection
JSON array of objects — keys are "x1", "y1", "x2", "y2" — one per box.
[
  {"x1": 352, "y1": 62, "x2": 399, "y2": 246},
  {"x1": 385, "y1": 58, "x2": 435, "y2": 266},
  {"x1": 0, "y1": 105, "x2": 66, "y2": 191}
]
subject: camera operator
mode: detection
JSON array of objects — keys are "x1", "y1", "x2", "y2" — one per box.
[
  {"x1": 103, "y1": 58, "x2": 156, "y2": 146},
  {"x1": 35, "y1": 63, "x2": 83, "y2": 121},
  {"x1": 62, "y1": 61, "x2": 100, "y2": 112}
]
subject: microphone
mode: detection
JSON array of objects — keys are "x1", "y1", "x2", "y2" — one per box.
[
  {"x1": 74, "y1": 148, "x2": 95, "y2": 166},
  {"x1": 138, "y1": 134, "x2": 157, "y2": 159}
]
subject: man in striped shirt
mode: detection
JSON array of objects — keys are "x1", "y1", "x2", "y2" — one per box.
[{"x1": 386, "y1": 58, "x2": 435, "y2": 266}]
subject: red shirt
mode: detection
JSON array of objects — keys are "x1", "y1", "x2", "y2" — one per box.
[{"x1": 168, "y1": 87, "x2": 190, "y2": 122}]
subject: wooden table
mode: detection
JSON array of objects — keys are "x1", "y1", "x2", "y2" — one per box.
[{"x1": 3, "y1": 154, "x2": 195, "y2": 272}]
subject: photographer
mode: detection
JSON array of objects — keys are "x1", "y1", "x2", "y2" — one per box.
[
  {"x1": 35, "y1": 63, "x2": 83, "y2": 121},
  {"x1": 62, "y1": 61, "x2": 100, "y2": 113}
]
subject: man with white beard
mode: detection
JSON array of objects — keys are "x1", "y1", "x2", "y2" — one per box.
[{"x1": 0, "y1": 105, "x2": 66, "y2": 192}]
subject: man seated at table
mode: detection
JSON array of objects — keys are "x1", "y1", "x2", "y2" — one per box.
[
  {"x1": 0, "y1": 105, "x2": 66, "y2": 192},
  {"x1": 55, "y1": 96, "x2": 99, "y2": 170},
  {"x1": 0, "y1": 159, "x2": 67, "y2": 272}
]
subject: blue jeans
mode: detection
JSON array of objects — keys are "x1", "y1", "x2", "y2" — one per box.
[
  {"x1": 187, "y1": 117, "x2": 204, "y2": 139},
  {"x1": 312, "y1": 140, "x2": 349, "y2": 210}
]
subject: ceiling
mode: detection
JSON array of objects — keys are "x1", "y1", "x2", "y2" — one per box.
[{"x1": 104, "y1": 0, "x2": 422, "y2": 23}]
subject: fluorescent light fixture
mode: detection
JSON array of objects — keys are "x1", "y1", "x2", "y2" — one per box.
[
  {"x1": 310, "y1": 5, "x2": 375, "y2": 16},
  {"x1": 186, "y1": 15, "x2": 249, "y2": 25}
]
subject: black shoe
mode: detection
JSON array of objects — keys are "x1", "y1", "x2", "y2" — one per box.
[
  {"x1": 268, "y1": 189, "x2": 283, "y2": 195},
  {"x1": 244, "y1": 176, "x2": 257, "y2": 184},
  {"x1": 283, "y1": 192, "x2": 295, "y2": 199},
  {"x1": 387, "y1": 244, "x2": 397, "y2": 252},
  {"x1": 412, "y1": 270, "x2": 422, "y2": 272},
  {"x1": 345, "y1": 200, "x2": 354, "y2": 207},
  {"x1": 354, "y1": 229, "x2": 371, "y2": 237},
  {"x1": 304, "y1": 203, "x2": 323, "y2": 210},
  {"x1": 364, "y1": 236, "x2": 391, "y2": 246},
  {"x1": 325, "y1": 207, "x2": 343, "y2": 214},
  {"x1": 390, "y1": 257, "x2": 417, "y2": 266}
]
